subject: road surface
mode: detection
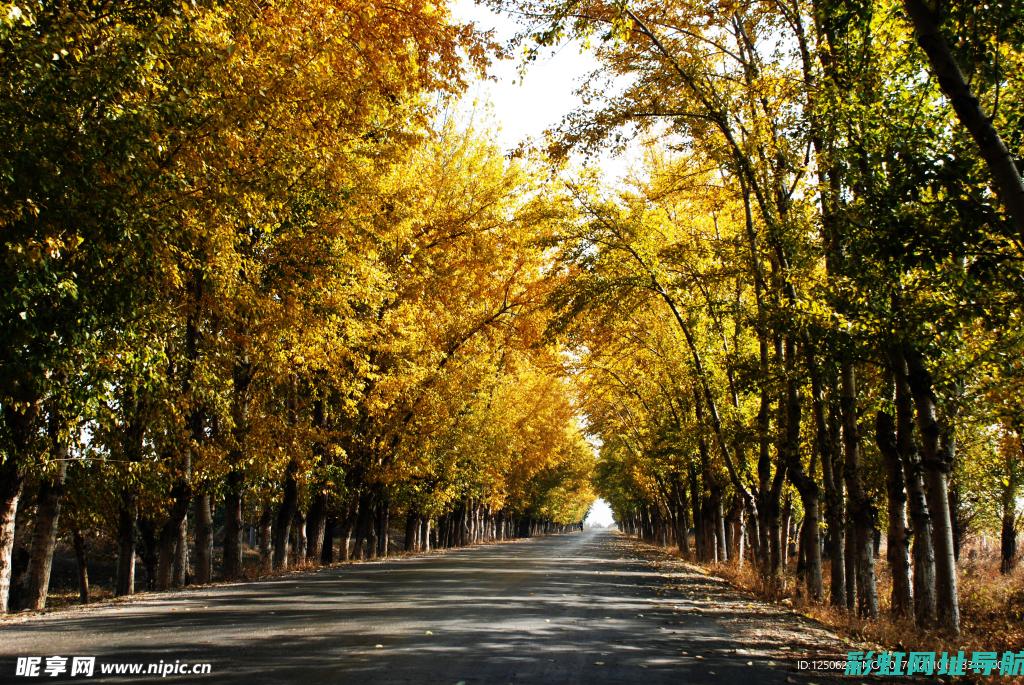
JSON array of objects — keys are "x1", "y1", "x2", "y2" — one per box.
[{"x1": 0, "y1": 529, "x2": 860, "y2": 684}]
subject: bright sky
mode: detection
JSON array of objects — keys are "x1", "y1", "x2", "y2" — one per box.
[
  {"x1": 449, "y1": 0, "x2": 639, "y2": 181},
  {"x1": 585, "y1": 498, "x2": 615, "y2": 527}
]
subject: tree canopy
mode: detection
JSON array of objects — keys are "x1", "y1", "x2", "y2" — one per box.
[{"x1": 1, "y1": 0, "x2": 1022, "y2": 652}]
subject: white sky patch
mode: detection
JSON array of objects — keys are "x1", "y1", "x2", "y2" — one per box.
[
  {"x1": 585, "y1": 498, "x2": 615, "y2": 527},
  {"x1": 450, "y1": 0, "x2": 641, "y2": 182}
]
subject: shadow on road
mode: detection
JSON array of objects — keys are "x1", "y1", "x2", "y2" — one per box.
[{"x1": 0, "y1": 530, "x2": 858, "y2": 684}]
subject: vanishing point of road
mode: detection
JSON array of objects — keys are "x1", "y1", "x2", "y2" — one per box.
[{"x1": 0, "y1": 529, "x2": 862, "y2": 684}]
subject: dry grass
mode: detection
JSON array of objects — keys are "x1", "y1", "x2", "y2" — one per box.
[
  {"x1": 44, "y1": 588, "x2": 115, "y2": 610},
  {"x1": 683, "y1": 551, "x2": 1024, "y2": 684},
  {"x1": 959, "y1": 559, "x2": 1024, "y2": 655}
]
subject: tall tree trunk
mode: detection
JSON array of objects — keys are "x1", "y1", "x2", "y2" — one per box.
[
  {"x1": 437, "y1": 515, "x2": 448, "y2": 548},
  {"x1": 809, "y1": 353, "x2": 842, "y2": 604},
  {"x1": 787, "y1": 456, "x2": 824, "y2": 601},
  {"x1": 843, "y1": 513, "x2": 856, "y2": 610},
  {"x1": 336, "y1": 503, "x2": 357, "y2": 562},
  {"x1": 841, "y1": 362, "x2": 878, "y2": 618},
  {"x1": 751, "y1": 344, "x2": 771, "y2": 574},
  {"x1": 160, "y1": 276, "x2": 202, "y2": 590},
  {"x1": 322, "y1": 515, "x2": 336, "y2": 564},
  {"x1": 305, "y1": 493, "x2": 328, "y2": 562},
  {"x1": 193, "y1": 492, "x2": 213, "y2": 584},
  {"x1": 301, "y1": 399, "x2": 326, "y2": 566},
  {"x1": 824, "y1": 402, "x2": 847, "y2": 608},
  {"x1": 272, "y1": 459, "x2": 299, "y2": 570},
  {"x1": 1001, "y1": 430, "x2": 1020, "y2": 573},
  {"x1": 760, "y1": 348, "x2": 788, "y2": 590},
  {"x1": 114, "y1": 497, "x2": 137, "y2": 597},
  {"x1": 766, "y1": 502, "x2": 783, "y2": 591},
  {"x1": 1001, "y1": 499, "x2": 1018, "y2": 574},
  {"x1": 890, "y1": 347, "x2": 936, "y2": 625},
  {"x1": 779, "y1": 335, "x2": 811, "y2": 591},
  {"x1": 117, "y1": 387, "x2": 149, "y2": 593},
  {"x1": 353, "y1": 492, "x2": 373, "y2": 560},
  {"x1": 223, "y1": 356, "x2": 251, "y2": 581},
  {"x1": 459, "y1": 501, "x2": 470, "y2": 547},
  {"x1": 1, "y1": 396, "x2": 40, "y2": 614},
  {"x1": 714, "y1": 495, "x2": 727, "y2": 562},
  {"x1": 157, "y1": 414, "x2": 199, "y2": 590},
  {"x1": 376, "y1": 499, "x2": 389, "y2": 558},
  {"x1": 727, "y1": 497, "x2": 744, "y2": 567},
  {"x1": 367, "y1": 505, "x2": 380, "y2": 557},
  {"x1": 172, "y1": 516, "x2": 188, "y2": 587},
  {"x1": 904, "y1": 347, "x2": 959, "y2": 634},
  {"x1": 137, "y1": 517, "x2": 158, "y2": 590},
  {"x1": 876, "y1": 408, "x2": 913, "y2": 618},
  {"x1": 156, "y1": 489, "x2": 189, "y2": 590},
  {"x1": 292, "y1": 510, "x2": 307, "y2": 567},
  {"x1": 901, "y1": 0, "x2": 1024, "y2": 238},
  {"x1": 689, "y1": 463, "x2": 704, "y2": 562},
  {"x1": 0, "y1": 458, "x2": 23, "y2": 614},
  {"x1": 674, "y1": 478, "x2": 691, "y2": 559},
  {"x1": 948, "y1": 484, "x2": 963, "y2": 563},
  {"x1": 798, "y1": 491, "x2": 823, "y2": 601},
  {"x1": 756, "y1": 340, "x2": 787, "y2": 588},
  {"x1": 420, "y1": 517, "x2": 431, "y2": 551},
  {"x1": 222, "y1": 471, "x2": 244, "y2": 581},
  {"x1": 780, "y1": 494, "x2": 792, "y2": 572},
  {"x1": 72, "y1": 528, "x2": 89, "y2": 604},
  {"x1": 258, "y1": 507, "x2": 273, "y2": 574},
  {"x1": 404, "y1": 512, "x2": 418, "y2": 552},
  {"x1": 23, "y1": 449, "x2": 67, "y2": 611}
]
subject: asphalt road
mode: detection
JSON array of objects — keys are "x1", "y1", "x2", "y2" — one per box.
[{"x1": 0, "y1": 529, "x2": 859, "y2": 684}]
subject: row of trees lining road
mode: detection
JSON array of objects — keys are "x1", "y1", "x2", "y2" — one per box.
[
  {"x1": 2, "y1": 0, "x2": 1021, "y2": 642},
  {"x1": 0, "y1": 1, "x2": 593, "y2": 613},
  {"x1": 499, "y1": 0, "x2": 1024, "y2": 637}
]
